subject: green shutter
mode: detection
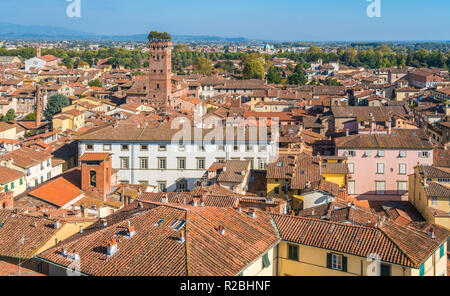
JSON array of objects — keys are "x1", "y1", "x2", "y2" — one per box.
[
  {"x1": 419, "y1": 264, "x2": 425, "y2": 276},
  {"x1": 342, "y1": 256, "x2": 348, "y2": 272},
  {"x1": 262, "y1": 253, "x2": 270, "y2": 268},
  {"x1": 11, "y1": 182, "x2": 14, "y2": 189},
  {"x1": 380, "y1": 264, "x2": 391, "y2": 276},
  {"x1": 440, "y1": 244, "x2": 444, "y2": 258},
  {"x1": 19, "y1": 178, "x2": 23, "y2": 185},
  {"x1": 4, "y1": 185, "x2": 8, "y2": 192},
  {"x1": 326, "y1": 253, "x2": 332, "y2": 269}
]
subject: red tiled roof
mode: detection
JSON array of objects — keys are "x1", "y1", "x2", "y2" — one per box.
[
  {"x1": 28, "y1": 169, "x2": 83, "y2": 207},
  {"x1": 272, "y1": 214, "x2": 449, "y2": 268},
  {"x1": 0, "y1": 209, "x2": 63, "y2": 259},
  {"x1": 79, "y1": 153, "x2": 111, "y2": 162},
  {"x1": 37, "y1": 202, "x2": 279, "y2": 276}
]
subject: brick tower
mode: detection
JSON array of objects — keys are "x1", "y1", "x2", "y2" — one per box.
[
  {"x1": 80, "y1": 153, "x2": 113, "y2": 201},
  {"x1": 147, "y1": 39, "x2": 172, "y2": 107}
]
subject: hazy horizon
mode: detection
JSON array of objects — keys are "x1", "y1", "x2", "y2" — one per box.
[{"x1": 0, "y1": 0, "x2": 449, "y2": 41}]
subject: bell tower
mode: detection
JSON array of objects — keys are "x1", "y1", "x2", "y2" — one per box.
[
  {"x1": 80, "y1": 153, "x2": 113, "y2": 200},
  {"x1": 147, "y1": 32, "x2": 172, "y2": 107}
]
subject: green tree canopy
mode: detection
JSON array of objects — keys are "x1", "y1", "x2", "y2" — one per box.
[
  {"x1": 267, "y1": 67, "x2": 281, "y2": 84},
  {"x1": 243, "y1": 59, "x2": 265, "y2": 80},
  {"x1": 287, "y1": 63, "x2": 307, "y2": 85},
  {"x1": 193, "y1": 57, "x2": 213, "y2": 75},
  {"x1": 147, "y1": 31, "x2": 172, "y2": 41},
  {"x1": 88, "y1": 79, "x2": 103, "y2": 88},
  {"x1": 2, "y1": 109, "x2": 15, "y2": 122},
  {"x1": 23, "y1": 112, "x2": 36, "y2": 121},
  {"x1": 44, "y1": 94, "x2": 70, "y2": 121}
]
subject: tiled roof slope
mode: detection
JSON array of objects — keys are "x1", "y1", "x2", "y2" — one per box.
[
  {"x1": 418, "y1": 165, "x2": 450, "y2": 179},
  {"x1": 137, "y1": 191, "x2": 239, "y2": 208},
  {"x1": 425, "y1": 182, "x2": 450, "y2": 197},
  {"x1": 272, "y1": 214, "x2": 449, "y2": 268},
  {"x1": 335, "y1": 133, "x2": 433, "y2": 149},
  {"x1": 37, "y1": 202, "x2": 279, "y2": 276},
  {"x1": 0, "y1": 209, "x2": 62, "y2": 259}
]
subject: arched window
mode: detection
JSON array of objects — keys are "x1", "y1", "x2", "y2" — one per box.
[{"x1": 90, "y1": 171, "x2": 97, "y2": 187}]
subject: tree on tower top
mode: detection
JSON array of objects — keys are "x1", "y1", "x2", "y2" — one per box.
[{"x1": 147, "y1": 31, "x2": 172, "y2": 41}]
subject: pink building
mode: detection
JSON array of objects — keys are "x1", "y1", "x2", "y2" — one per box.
[{"x1": 336, "y1": 133, "x2": 433, "y2": 201}]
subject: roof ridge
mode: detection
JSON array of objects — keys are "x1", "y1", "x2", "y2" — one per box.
[
  {"x1": 376, "y1": 223, "x2": 417, "y2": 268},
  {"x1": 271, "y1": 213, "x2": 378, "y2": 231}
]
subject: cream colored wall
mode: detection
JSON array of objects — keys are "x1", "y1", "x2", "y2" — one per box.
[
  {"x1": 36, "y1": 221, "x2": 94, "y2": 255},
  {"x1": 0, "y1": 127, "x2": 16, "y2": 140},
  {"x1": 0, "y1": 176, "x2": 27, "y2": 197},
  {"x1": 277, "y1": 242, "x2": 411, "y2": 276},
  {"x1": 241, "y1": 246, "x2": 276, "y2": 276}
]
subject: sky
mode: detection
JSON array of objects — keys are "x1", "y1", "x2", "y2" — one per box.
[{"x1": 0, "y1": 0, "x2": 449, "y2": 41}]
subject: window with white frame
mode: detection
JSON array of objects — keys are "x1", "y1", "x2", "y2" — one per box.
[
  {"x1": 377, "y1": 163, "x2": 385, "y2": 174},
  {"x1": 399, "y1": 163, "x2": 407, "y2": 175},
  {"x1": 158, "y1": 158, "x2": 167, "y2": 169},
  {"x1": 197, "y1": 158, "x2": 205, "y2": 170},
  {"x1": 399, "y1": 151, "x2": 407, "y2": 158},
  {"x1": 103, "y1": 144, "x2": 112, "y2": 151},
  {"x1": 331, "y1": 254, "x2": 343, "y2": 271},
  {"x1": 419, "y1": 151, "x2": 430, "y2": 158},
  {"x1": 431, "y1": 196, "x2": 438, "y2": 206},
  {"x1": 345, "y1": 150, "x2": 356, "y2": 157},
  {"x1": 376, "y1": 181, "x2": 386, "y2": 195},
  {"x1": 377, "y1": 150, "x2": 385, "y2": 157},
  {"x1": 120, "y1": 157, "x2": 129, "y2": 169},
  {"x1": 348, "y1": 181, "x2": 355, "y2": 195},
  {"x1": 348, "y1": 163, "x2": 355, "y2": 174},
  {"x1": 139, "y1": 157, "x2": 148, "y2": 169},
  {"x1": 397, "y1": 181, "x2": 407, "y2": 195},
  {"x1": 157, "y1": 181, "x2": 167, "y2": 193}
]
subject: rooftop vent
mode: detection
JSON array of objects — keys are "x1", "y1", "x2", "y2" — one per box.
[
  {"x1": 106, "y1": 238, "x2": 118, "y2": 257},
  {"x1": 54, "y1": 220, "x2": 61, "y2": 230},
  {"x1": 178, "y1": 230, "x2": 186, "y2": 244},
  {"x1": 100, "y1": 219, "x2": 107, "y2": 228},
  {"x1": 126, "y1": 221, "x2": 136, "y2": 238},
  {"x1": 217, "y1": 225, "x2": 225, "y2": 235},
  {"x1": 248, "y1": 209, "x2": 257, "y2": 218}
]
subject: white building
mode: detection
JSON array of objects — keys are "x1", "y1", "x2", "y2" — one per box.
[
  {"x1": 77, "y1": 123, "x2": 276, "y2": 192},
  {"x1": 24, "y1": 57, "x2": 46, "y2": 72}
]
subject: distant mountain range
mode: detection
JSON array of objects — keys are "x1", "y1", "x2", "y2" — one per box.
[{"x1": 0, "y1": 22, "x2": 250, "y2": 42}]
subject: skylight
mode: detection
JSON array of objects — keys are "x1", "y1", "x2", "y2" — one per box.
[{"x1": 170, "y1": 220, "x2": 186, "y2": 231}]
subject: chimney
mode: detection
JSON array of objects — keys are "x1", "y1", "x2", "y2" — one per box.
[
  {"x1": 178, "y1": 230, "x2": 186, "y2": 243},
  {"x1": 345, "y1": 129, "x2": 349, "y2": 137},
  {"x1": 429, "y1": 227, "x2": 436, "y2": 239},
  {"x1": 100, "y1": 218, "x2": 107, "y2": 227},
  {"x1": 161, "y1": 196, "x2": 168, "y2": 203},
  {"x1": 106, "y1": 238, "x2": 118, "y2": 257},
  {"x1": 36, "y1": 85, "x2": 41, "y2": 127},
  {"x1": 79, "y1": 226, "x2": 83, "y2": 234},
  {"x1": 248, "y1": 208, "x2": 257, "y2": 218},
  {"x1": 127, "y1": 221, "x2": 136, "y2": 238},
  {"x1": 54, "y1": 220, "x2": 61, "y2": 230},
  {"x1": 217, "y1": 225, "x2": 225, "y2": 235}
]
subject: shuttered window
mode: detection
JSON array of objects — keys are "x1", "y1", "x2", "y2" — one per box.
[
  {"x1": 288, "y1": 244, "x2": 299, "y2": 261},
  {"x1": 262, "y1": 253, "x2": 270, "y2": 268},
  {"x1": 380, "y1": 263, "x2": 391, "y2": 276},
  {"x1": 419, "y1": 264, "x2": 425, "y2": 276},
  {"x1": 327, "y1": 253, "x2": 347, "y2": 272}
]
